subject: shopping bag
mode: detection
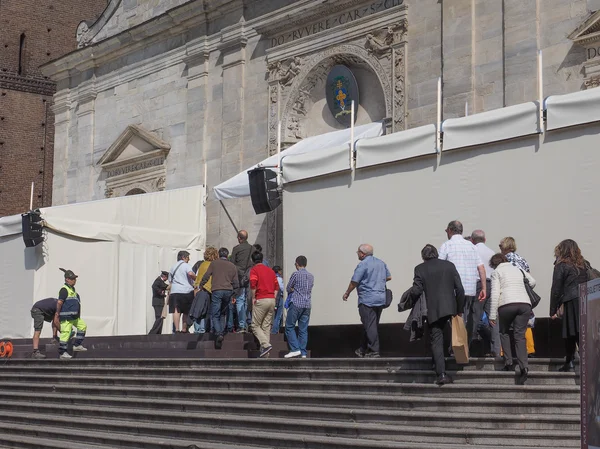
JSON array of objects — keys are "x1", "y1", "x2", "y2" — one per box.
[{"x1": 451, "y1": 315, "x2": 469, "y2": 364}]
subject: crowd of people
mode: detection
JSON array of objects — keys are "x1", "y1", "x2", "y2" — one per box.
[
  {"x1": 152, "y1": 230, "x2": 314, "y2": 358},
  {"x1": 29, "y1": 219, "x2": 594, "y2": 377}
]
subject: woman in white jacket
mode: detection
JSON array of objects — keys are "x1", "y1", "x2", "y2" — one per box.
[{"x1": 489, "y1": 253, "x2": 536, "y2": 384}]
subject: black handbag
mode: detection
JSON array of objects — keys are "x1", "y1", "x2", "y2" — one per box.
[
  {"x1": 520, "y1": 269, "x2": 540, "y2": 309},
  {"x1": 384, "y1": 288, "x2": 393, "y2": 309}
]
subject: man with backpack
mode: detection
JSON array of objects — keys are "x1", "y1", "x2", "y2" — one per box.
[{"x1": 231, "y1": 230, "x2": 253, "y2": 331}]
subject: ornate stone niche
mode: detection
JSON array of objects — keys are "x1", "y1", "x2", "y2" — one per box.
[
  {"x1": 97, "y1": 125, "x2": 170, "y2": 198},
  {"x1": 569, "y1": 11, "x2": 600, "y2": 89}
]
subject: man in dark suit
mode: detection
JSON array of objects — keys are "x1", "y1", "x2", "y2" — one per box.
[
  {"x1": 151, "y1": 271, "x2": 169, "y2": 320},
  {"x1": 409, "y1": 244, "x2": 465, "y2": 385}
]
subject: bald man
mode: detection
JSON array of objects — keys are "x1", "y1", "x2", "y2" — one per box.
[
  {"x1": 343, "y1": 244, "x2": 391, "y2": 358},
  {"x1": 231, "y1": 230, "x2": 252, "y2": 331}
]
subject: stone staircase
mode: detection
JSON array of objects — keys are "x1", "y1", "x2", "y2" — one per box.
[{"x1": 0, "y1": 356, "x2": 580, "y2": 449}]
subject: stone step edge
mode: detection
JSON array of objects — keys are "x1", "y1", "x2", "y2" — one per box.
[
  {"x1": 0, "y1": 374, "x2": 581, "y2": 391},
  {"x1": 0, "y1": 381, "x2": 581, "y2": 402},
  {"x1": 1, "y1": 356, "x2": 578, "y2": 364},
  {"x1": 0, "y1": 421, "x2": 565, "y2": 449},
  {"x1": 0, "y1": 410, "x2": 582, "y2": 441},
  {"x1": 0, "y1": 399, "x2": 581, "y2": 428},
  {"x1": 0, "y1": 366, "x2": 579, "y2": 376},
  {"x1": 0, "y1": 388, "x2": 580, "y2": 409}
]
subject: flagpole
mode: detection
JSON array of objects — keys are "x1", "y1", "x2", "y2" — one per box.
[{"x1": 350, "y1": 100, "x2": 355, "y2": 170}]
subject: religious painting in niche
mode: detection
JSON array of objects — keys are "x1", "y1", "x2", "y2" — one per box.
[{"x1": 326, "y1": 65, "x2": 359, "y2": 128}]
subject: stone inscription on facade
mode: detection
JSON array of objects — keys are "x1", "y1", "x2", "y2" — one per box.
[
  {"x1": 270, "y1": 0, "x2": 404, "y2": 47},
  {"x1": 106, "y1": 157, "x2": 165, "y2": 178}
]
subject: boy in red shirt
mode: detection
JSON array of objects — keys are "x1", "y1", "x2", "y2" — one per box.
[{"x1": 249, "y1": 251, "x2": 279, "y2": 357}]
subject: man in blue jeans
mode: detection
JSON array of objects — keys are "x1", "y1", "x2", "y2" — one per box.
[
  {"x1": 200, "y1": 247, "x2": 239, "y2": 349},
  {"x1": 284, "y1": 256, "x2": 314, "y2": 358}
]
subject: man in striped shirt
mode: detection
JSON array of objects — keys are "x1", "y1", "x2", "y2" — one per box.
[
  {"x1": 439, "y1": 221, "x2": 486, "y2": 341},
  {"x1": 284, "y1": 255, "x2": 314, "y2": 358}
]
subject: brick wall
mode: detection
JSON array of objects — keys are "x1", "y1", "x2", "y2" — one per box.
[{"x1": 0, "y1": 0, "x2": 107, "y2": 217}]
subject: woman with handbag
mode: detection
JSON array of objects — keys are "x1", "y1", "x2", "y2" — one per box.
[
  {"x1": 489, "y1": 253, "x2": 537, "y2": 384},
  {"x1": 550, "y1": 239, "x2": 588, "y2": 372}
]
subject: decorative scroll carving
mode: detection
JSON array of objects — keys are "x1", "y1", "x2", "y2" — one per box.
[
  {"x1": 364, "y1": 21, "x2": 407, "y2": 58},
  {"x1": 277, "y1": 57, "x2": 302, "y2": 86},
  {"x1": 76, "y1": 21, "x2": 92, "y2": 49},
  {"x1": 268, "y1": 83, "x2": 280, "y2": 155},
  {"x1": 584, "y1": 76, "x2": 600, "y2": 89},
  {"x1": 155, "y1": 176, "x2": 166, "y2": 191},
  {"x1": 393, "y1": 44, "x2": 406, "y2": 131},
  {"x1": 287, "y1": 116, "x2": 303, "y2": 139}
]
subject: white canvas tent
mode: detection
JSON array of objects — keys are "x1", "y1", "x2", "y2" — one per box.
[
  {"x1": 213, "y1": 122, "x2": 383, "y2": 200},
  {"x1": 0, "y1": 186, "x2": 206, "y2": 339}
]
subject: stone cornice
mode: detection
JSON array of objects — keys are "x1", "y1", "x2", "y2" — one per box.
[
  {"x1": 266, "y1": 6, "x2": 407, "y2": 62},
  {"x1": 569, "y1": 10, "x2": 600, "y2": 45},
  {"x1": 0, "y1": 73, "x2": 56, "y2": 96},
  {"x1": 253, "y1": 0, "x2": 378, "y2": 36},
  {"x1": 41, "y1": 1, "x2": 209, "y2": 81}
]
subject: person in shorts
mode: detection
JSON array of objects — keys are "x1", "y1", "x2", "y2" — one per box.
[
  {"x1": 168, "y1": 251, "x2": 196, "y2": 333},
  {"x1": 30, "y1": 298, "x2": 59, "y2": 359}
]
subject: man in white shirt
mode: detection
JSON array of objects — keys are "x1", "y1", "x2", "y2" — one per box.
[
  {"x1": 439, "y1": 221, "x2": 486, "y2": 345},
  {"x1": 471, "y1": 229, "x2": 500, "y2": 355},
  {"x1": 168, "y1": 251, "x2": 196, "y2": 333}
]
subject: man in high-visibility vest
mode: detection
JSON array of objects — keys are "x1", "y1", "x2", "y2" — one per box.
[{"x1": 53, "y1": 268, "x2": 87, "y2": 359}]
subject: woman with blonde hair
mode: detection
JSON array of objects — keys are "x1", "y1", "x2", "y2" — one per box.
[
  {"x1": 499, "y1": 236, "x2": 536, "y2": 356},
  {"x1": 192, "y1": 247, "x2": 219, "y2": 333},
  {"x1": 550, "y1": 239, "x2": 588, "y2": 372}
]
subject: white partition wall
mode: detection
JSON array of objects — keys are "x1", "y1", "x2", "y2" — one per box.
[
  {"x1": 0, "y1": 186, "x2": 206, "y2": 339},
  {"x1": 282, "y1": 95, "x2": 600, "y2": 326}
]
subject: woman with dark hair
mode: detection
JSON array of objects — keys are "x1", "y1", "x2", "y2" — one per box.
[
  {"x1": 550, "y1": 239, "x2": 588, "y2": 372},
  {"x1": 489, "y1": 253, "x2": 536, "y2": 384}
]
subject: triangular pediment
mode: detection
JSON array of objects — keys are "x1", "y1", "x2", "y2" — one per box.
[
  {"x1": 97, "y1": 124, "x2": 170, "y2": 167},
  {"x1": 569, "y1": 11, "x2": 600, "y2": 45}
]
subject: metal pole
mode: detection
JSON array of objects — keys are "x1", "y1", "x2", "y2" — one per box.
[
  {"x1": 29, "y1": 182, "x2": 34, "y2": 211},
  {"x1": 277, "y1": 121, "x2": 282, "y2": 186},
  {"x1": 538, "y1": 49, "x2": 544, "y2": 133},
  {"x1": 350, "y1": 100, "x2": 355, "y2": 170},
  {"x1": 436, "y1": 77, "x2": 442, "y2": 153}
]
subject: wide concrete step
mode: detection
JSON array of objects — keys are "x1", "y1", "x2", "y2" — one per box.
[
  {"x1": 0, "y1": 356, "x2": 576, "y2": 370},
  {"x1": 0, "y1": 411, "x2": 580, "y2": 447},
  {"x1": 0, "y1": 381, "x2": 580, "y2": 415},
  {"x1": 0, "y1": 396, "x2": 580, "y2": 432},
  {"x1": 0, "y1": 365, "x2": 578, "y2": 385},
  {"x1": 0, "y1": 373, "x2": 578, "y2": 399},
  {"x1": 0, "y1": 388, "x2": 579, "y2": 416},
  {"x1": 0, "y1": 421, "x2": 570, "y2": 449}
]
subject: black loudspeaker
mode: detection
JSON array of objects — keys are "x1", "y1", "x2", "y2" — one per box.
[
  {"x1": 22, "y1": 209, "x2": 44, "y2": 247},
  {"x1": 248, "y1": 168, "x2": 281, "y2": 214}
]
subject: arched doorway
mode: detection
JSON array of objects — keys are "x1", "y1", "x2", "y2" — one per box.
[{"x1": 125, "y1": 188, "x2": 146, "y2": 196}]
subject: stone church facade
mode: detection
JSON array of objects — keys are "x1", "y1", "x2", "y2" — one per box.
[{"x1": 41, "y1": 0, "x2": 600, "y2": 259}]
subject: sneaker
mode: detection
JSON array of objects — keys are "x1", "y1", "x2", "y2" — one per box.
[
  {"x1": 284, "y1": 350, "x2": 301, "y2": 358},
  {"x1": 72, "y1": 345, "x2": 87, "y2": 352},
  {"x1": 32, "y1": 350, "x2": 46, "y2": 359},
  {"x1": 364, "y1": 351, "x2": 380, "y2": 358},
  {"x1": 238, "y1": 328, "x2": 247, "y2": 334},
  {"x1": 59, "y1": 352, "x2": 72, "y2": 360},
  {"x1": 354, "y1": 348, "x2": 365, "y2": 358},
  {"x1": 215, "y1": 335, "x2": 224, "y2": 350},
  {"x1": 301, "y1": 355, "x2": 307, "y2": 359},
  {"x1": 259, "y1": 345, "x2": 273, "y2": 358}
]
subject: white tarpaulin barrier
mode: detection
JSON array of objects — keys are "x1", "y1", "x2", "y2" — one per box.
[
  {"x1": 283, "y1": 89, "x2": 600, "y2": 326},
  {"x1": 213, "y1": 122, "x2": 383, "y2": 200},
  {"x1": 356, "y1": 124, "x2": 436, "y2": 169},
  {"x1": 0, "y1": 186, "x2": 206, "y2": 339},
  {"x1": 282, "y1": 144, "x2": 351, "y2": 183},
  {"x1": 546, "y1": 86, "x2": 600, "y2": 130},
  {"x1": 442, "y1": 102, "x2": 539, "y2": 151}
]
